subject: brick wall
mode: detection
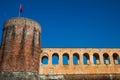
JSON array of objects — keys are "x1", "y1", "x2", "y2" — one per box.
[
  {"x1": 40, "y1": 48, "x2": 120, "y2": 75},
  {"x1": 0, "y1": 17, "x2": 41, "y2": 73}
]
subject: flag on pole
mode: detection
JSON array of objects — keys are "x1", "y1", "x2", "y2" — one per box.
[
  {"x1": 19, "y1": 4, "x2": 22, "y2": 17},
  {"x1": 20, "y1": 4, "x2": 22, "y2": 13}
]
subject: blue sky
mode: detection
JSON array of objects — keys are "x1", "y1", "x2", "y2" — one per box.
[{"x1": 0, "y1": 0, "x2": 120, "y2": 48}]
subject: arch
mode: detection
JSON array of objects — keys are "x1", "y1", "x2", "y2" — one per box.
[
  {"x1": 93, "y1": 53, "x2": 100, "y2": 64},
  {"x1": 83, "y1": 53, "x2": 90, "y2": 64},
  {"x1": 63, "y1": 53, "x2": 69, "y2": 65},
  {"x1": 52, "y1": 53, "x2": 59, "y2": 64},
  {"x1": 41, "y1": 56, "x2": 48, "y2": 64},
  {"x1": 113, "y1": 53, "x2": 120, "y2": 64},
  {"x1": 73, "y1": 53, "x2": 79, "y2": 64},
  {"x1": 103, "y1": 53, "x2": 110, "y2": 64}
]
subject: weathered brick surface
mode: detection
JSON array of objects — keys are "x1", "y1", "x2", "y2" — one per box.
[{"x1": 0, "y1": 17, "x2": 41, "y2": 73}]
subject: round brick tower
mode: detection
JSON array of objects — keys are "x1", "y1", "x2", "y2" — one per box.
[{"x1": 0, "y1": 17, "x2": 41, "y2": 80}]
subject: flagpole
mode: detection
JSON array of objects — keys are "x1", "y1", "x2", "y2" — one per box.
[
  {"x1": 19, "y1": 4, "x2": 22, "y2": 17},
  {"x1": 19, "y1": 3, "x2": 20, "y2": 17},
  {"x1": 19, "y1": 10, "x2": 20, "y2": 17}
]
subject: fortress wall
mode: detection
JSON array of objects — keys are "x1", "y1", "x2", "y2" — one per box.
[{"x1": 40, "y1": 48, "x2": 120, "y2": 75}]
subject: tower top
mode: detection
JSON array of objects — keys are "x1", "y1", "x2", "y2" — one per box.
[{"x1": 4, "y1": 17, "x2": 41, "y2": 32}]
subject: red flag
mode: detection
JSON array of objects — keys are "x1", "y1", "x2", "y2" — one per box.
[{"x1": 20, "y1": 4, "x2": 22, "y2": 13}]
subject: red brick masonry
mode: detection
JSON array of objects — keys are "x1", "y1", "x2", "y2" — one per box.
[{"x1": 0, "y1": 17, "x2": 41, "y2": 73}]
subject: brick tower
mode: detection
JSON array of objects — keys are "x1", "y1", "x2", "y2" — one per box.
[{"x1": 0, "y1": 17, "x2": 41, "y2": 80}]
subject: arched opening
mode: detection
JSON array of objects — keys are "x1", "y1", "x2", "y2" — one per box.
[
  {"x1": 83, "y1": 53, "x2": 90, "y2": 64},
  {"x1": 93, "y1": 53, "x2": 100, "y2": 64},
  {"x1": 73, "y1": 53, "x2": 79, "y2": 64},
  {"x1": 103, "y1": 53, "x2": 110, "y2": 64},
  {"x1": 52, "y1": 53, "x2": 59, "y2": 64},
  {"x1": 113, "y1": 53, "x2": 120, "y2": 64},
  {"x1": 63, "y1": 53, "x2": 69, "y2": 65},
  {"x1": 41, "y1": 56, "x2": 48, "y2": 64}
]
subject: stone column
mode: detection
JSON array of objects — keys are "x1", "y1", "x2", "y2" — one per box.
[
  {"x1": 59, "y1": 53, "x2": 63, "y2": 65},
  {"x1": 99, "y1": 52, "x2": 104, "y2": 64},
  {"x1": 110, "y1": 52, "x2": 114, "y2": 64}
]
